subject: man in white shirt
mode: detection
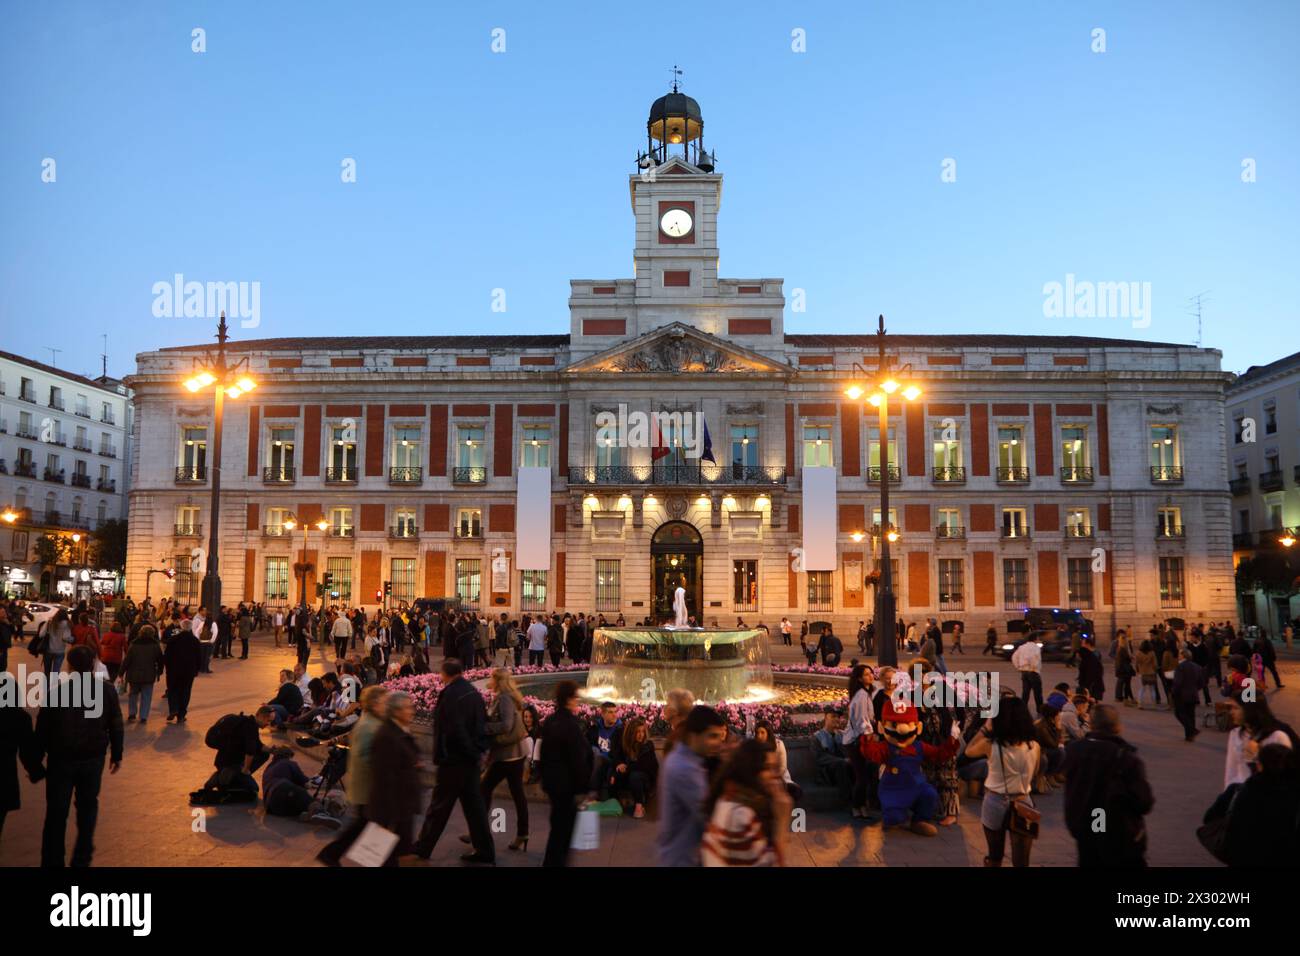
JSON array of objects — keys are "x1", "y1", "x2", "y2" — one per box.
[
  {"x1": 526, "y1": 617, "x2": 549, "y2": 667},
  {"x1": 1011, "y1": 637, "x2": 1044, "y2": 713},
  {"x1": 779, "y1": 617, "x2": 792, "y2": 646},
  {"x1": 330, "y1": 611, "x2": 352, "y2": 661}
]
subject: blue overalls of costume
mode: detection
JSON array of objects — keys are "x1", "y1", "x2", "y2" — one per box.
[{"x1": 878, "y1": 740, "x2": 940, "y2": 827}]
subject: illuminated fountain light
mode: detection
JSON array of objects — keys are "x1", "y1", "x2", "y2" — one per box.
[{"x1": 584, "y1": 626, "x2": 773, "y2": 704}]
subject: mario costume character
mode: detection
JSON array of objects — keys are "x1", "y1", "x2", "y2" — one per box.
[{"x1": 860, "y1": 700, "x2": 959, "y2": 836}]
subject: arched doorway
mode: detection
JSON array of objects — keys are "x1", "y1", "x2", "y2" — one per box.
[{"x1": 651, "y1": 520, "x2": 703, "y2": 623}]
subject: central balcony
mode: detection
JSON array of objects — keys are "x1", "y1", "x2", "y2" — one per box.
[
  {"x1": 174, "y1": 523, "x2": 202, "y2": 537},
  {"x1": 263, "y1": 466, "x2": 295, "y2": 484},
  {"x1": 932, "y1": 466, "x2": 966, "y2": 484},
  {"x1": 567, "y1": 464, "x2": 787, "y2": 487},
  {"x1": 176, "y1": 465, "x2": 206, "y2": 483},
  {"x1": 996, "y1": 466, "x2": 1029, "y2": 484},
  {"x1": 1229, "y1": 476, "x2": 1251, "y2": 496},
  {"x1": 1060, "y1": 467, "x2": 1094, "y2": 484},
  {"x1": 452, "y1": 466, "x2": 487, "y2": 484},
  {"x1": 390, "y1": 466, "x2": 423, "y2": 485},
  {"x1": 325, "y1": 467, "x2": 358, "y2": 484},
  {"x1": 70, "y1": 473, "x2": 91, "y2": 488},
  {"x1": 867, "y1": 465, "x2": 901, "y2": 483},
  {"x1": 935, "y1": 525, "x2": 966, "y2": 539},
  {"x1": 1259, "y1": 470, "x2": 1285, "y2": 493},
  {"x1": 1150, "y1": 465, "x2": 1184, "y2": 484},
  {"x1": 389, "y1": 524, "x2": 419, "y2": 539}
]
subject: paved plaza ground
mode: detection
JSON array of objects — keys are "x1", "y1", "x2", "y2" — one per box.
[{"x1": 2, "y1": 630, "x2": 1296, "y2": 867}]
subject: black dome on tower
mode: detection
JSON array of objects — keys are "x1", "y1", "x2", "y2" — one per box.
[
  {"x1": 640, "y1": 75, "x2": 714, "y2": 172},
  {"x1": 648, "y1": 92, "x2": 702, "y2": 129}
]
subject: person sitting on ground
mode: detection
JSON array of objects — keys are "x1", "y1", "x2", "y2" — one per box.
[
  {"x1": 1060, "y1": 693, "x2": 1091, "y2": 742},
  {"x1": 1033, "y1": 703, "x2": 1067, "y2": 789},
  {"x1": 289, "y1": 673, "x2": 341, "y2": 729},
  {"x1": 609, "y1": 716, "x2": 659, "y2": 818},
  {"x1": 588, "y1": 701, "x2": 624, "y2": 800},
  {"x1": 266, "y1": 669, "x2": 304, "y2": 729},
  {"x1": 1045, "y1": 682, "x2": 1071, "y2": 711},
  {"x1": 754, "y1": 719, "x2": 801, "y2": 803},
  {"x1": 261, "y1": 746, "x2": 313, "y2": 817}
]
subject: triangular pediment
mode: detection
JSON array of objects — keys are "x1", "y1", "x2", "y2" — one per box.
[
  {"x1": 565, "y1": 322, "x2": 790, "y2": 375},
  {"x1": 656, "y1": 156, "x2": 703, "y2": 175}
]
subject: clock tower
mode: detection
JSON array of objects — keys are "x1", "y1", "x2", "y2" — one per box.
[{"x1": 568, "y1": 81, "x2": 785, "y2": 355}]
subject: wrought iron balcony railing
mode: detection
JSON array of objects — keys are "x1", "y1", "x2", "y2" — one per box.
[
  {"x1": 1150, "y1": 465, "x2": 1183, "y2": 483},
  {"x1": 389, "y1": 524, "x2": 419, "y2": 539},
  {"x1": 1259, "y1": 470, "x2": 1285, "y2": 493},
  {"x1": 1001, "y1": 526, "x2": 1032, "y2": 539},
  {"x1": 453, "y1": 466, "x2": 487, "y2": 484},
  {"x1": 1232, "y1": 531, "x2": 1254, "y2": 549},
  {"x1": 98, "y1": 446, "x2": 117, "y2": 458},
  {"x1": 96, "y1": 478, "x2": 116, "y2": 492},
  {"x1": 867, "y1": 465, "x2": 901, "y2": 483},
  {"x1": 15, "y1": 462, "x2": 36, "y2": 478},
  {"x1": 390, "y1": 466, "x2": 423, "y2": 484},
  {"x1": 70, "y1": 473, "x2": 91, "y2": 488},
  {"x1": 263, "y1": 466, "x2": 295, "y2": 484},
  {"x1": 43, "y1": 469, "x2": 66, "y2": 484},
  {"x1": 325, "y1": 466, "x2": 357, "y2": 483},
  {"x1": 566, "y1": 464, "x2": 787, "y2": 487},
  {"x1": 935, "y1": 525, "x2": 966, "y2": 539},
  {"x1": 1156, "y1": 526, "x2": 1186, "y2": 539},
  {"x1": 996, "y1": 466, "x2": 1029, "y2": 483},
  {"x1": 456, "y1": 525, "x2": 483, "y2": 539},
  {"x1": 263, "y1": 524, "x2": 290, "y2": 536},
  {"x1": 174, "y1": 523, "x2": 202, "y2": 536},
  {"x1": 932, "y1": 466, "x2": 966, "y2": 484},
  {"x1": 328, "y1": 527, "x2": 354, "y2": 537},
  {"x1": 1060, "y1": 467, "x2": 1094, "y2": 483},
  {"x1": 1065, "y1": 525, "x2": 1094, "y2": 537},
  {"x1": 1229, "y1": 476, "x2": 1251, "y2": 496}
]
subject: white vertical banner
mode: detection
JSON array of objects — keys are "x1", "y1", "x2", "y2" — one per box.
[
  {"x1": 802, "y1": 465, "x2": 838, "y2": 571},
  {"x1": 516, "y1": 466, "x2": 552, "y2": 570}
]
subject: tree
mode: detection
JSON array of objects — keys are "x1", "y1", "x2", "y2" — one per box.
[
  {"x1": 33, "y1": 533, "x2": 69, "y2": 573},
  {"x1": 1236, "y1": 552, "x2": 1300, "y2": 597},
  {"x1": 90, "y1": 518, "x2": 128, "y2": 572}
]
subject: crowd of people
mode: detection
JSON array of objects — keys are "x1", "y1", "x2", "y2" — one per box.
[{"x1": 1, "y1": 593, "x2": 1297, "y2": 868}]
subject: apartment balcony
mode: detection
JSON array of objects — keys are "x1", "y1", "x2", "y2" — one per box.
[
  {"x1": 1065, "y1": 525, "x2": 1094, "y2": 538},
  {"x1": 48, "y1": 398, "x2": 65, "y2": 411},
  {"x1": 16, "y1": 427, "x2": 38, "y2": 440},
  {"x1": 448, "y1": 466, "x2": 486, "y2": 484},
  {"x1": 1060, "y1": 466, "x2": 1094, "y2": 484},
  {"x1": 174, "y1": 523, "x2": 202, "y2": 537},
  {"x1": 263, "y1": 466, "x2": 296, "y2": 484},
  {"x1": 14, "y1": 462, "x2": 36, "y2": 478},
  {"x1": 1259, "y1": 470, "x2": 1285, "y2": 493},
  {"x1": 996, "y1": 466, "x2": 1030, "y2": 484},
  {"x1": 390, "y1": 466, "x2": 423, "y2": 485},
  {"x1": 867, "y1": 465, "x2": 901, "y2": 483},
  {"x1": 1156, "y1": 526, "x2": 1186, "y2": 540},
  {"x1": 1001, "y1": 526, "x2": 1032, "y2": 539},
  {"x1": 43, "y1": 468, "x2": 66, "y2": 484},
  {"x1": 455, "y1": 525, "x2": 483, "y2": 539},
  {"x1": 328, "y1": 527, "x2": 355, "y2": 538},
  {"x1": 935, "y1": 525, "x2": 966, "y2": 539},
  {"x1": 566, "y1": 464, "x2": 787, "y2": 487},
  {"x1": 1232, "y1": 531, "x2": 1254, "y2": 549},
  {"x1": 389, "y1": 524, "x2": 419, "y2": 539},
  {"x1": 1150, "y1": 465, "x2": 1184, "y2": 483},
  {"x1": 46, "y1": 435, "x2": 67, "y2": 447},
  {"x1": 98, "y1": 446, "x2": 117, "y2": 458},
  {"x1": 96, "y1": 478, "x2": 116, "y2": 492},
  {"x1": 175, "y1": 466, "x2": 207, "y2": 483},
  {"x1": 263, "y1": 524, "x2": 291, "y2": 536},
  {"x1": 18, "y1": 391, "x2": 35, "y2": 404},
  {"x1": 70, "y1": 473, "x2": 92, "y2": 489},
  {"x1": 100, "y1": 412, "x2": 116, "y2": 425},
  {"x1": 1229, "y1": 476, "x2": 1252, "y2": 496},
  {"x1": 73, "y1": 441, "x2": 93, "y2": 453},
  {"x1": 74, "y1": 408, "x2": 91, "y2": 419},
  {"x1": 325, "y1": 467, "x2": 358, "y2": 484},
  {"x1": 931, "y1": 466, "x2": 966, "y2": 484}
]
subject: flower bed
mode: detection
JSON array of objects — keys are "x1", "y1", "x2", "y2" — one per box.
[{"x1": 383, "y1": 664, "x2": 845, "y2": 737}]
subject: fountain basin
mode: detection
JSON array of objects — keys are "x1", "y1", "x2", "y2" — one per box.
[{"x1": 586, "y1": 626, "x2": 772, "y2": 704}]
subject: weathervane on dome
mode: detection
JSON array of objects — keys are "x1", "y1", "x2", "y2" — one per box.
[{"x1": 670, "y1": 64, "x2": 682, "y2": 92}]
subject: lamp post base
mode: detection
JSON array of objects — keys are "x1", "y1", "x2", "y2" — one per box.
[
  {"x1": 876, "y1": 587, "x2": 898, "y2": 668},
  {"x1": 200, "y1": 575, "x2": 222, "y2": 613}
]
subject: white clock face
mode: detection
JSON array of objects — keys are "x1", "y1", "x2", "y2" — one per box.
[{"x1": 660, "y1": 208, "x2": 694, "y2": 238}]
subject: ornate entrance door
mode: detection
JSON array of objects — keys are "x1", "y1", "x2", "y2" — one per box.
[{"x1": 651, "y1": 521, "x2": 703, "y2": 623}]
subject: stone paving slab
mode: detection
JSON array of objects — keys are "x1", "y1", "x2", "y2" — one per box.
[{"x1": 2, "y1": 631, "x2": 1294, "y2": 867}]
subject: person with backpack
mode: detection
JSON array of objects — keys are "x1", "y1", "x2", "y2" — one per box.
[
  {"x1": 1061, "y1": 705, "x2": 1154, "y2": 867},
  {"x1": 204, "y1": 708, "x2": 274, "y2": 789},
  {"x1": 1253, "y1": 632, "x2": 1284, "y2": 690}
]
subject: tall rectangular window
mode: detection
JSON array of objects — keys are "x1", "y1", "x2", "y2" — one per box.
[
  {"x1": 1149, "y1": 425, "x2": 1181, "y2": 478},
  {"x1": 176, "y1": 505, "x2": 200, "y2": 535},
  {"x1": 937, "y1": 507, "x2": 962, "y2": 536},
  {"x1": 393, "y1": 425, "x2": 423, "y2": 468},
  {"x1": 456, "y1": 426, "x2": 486, "y2": 468},
  {"x1": 1002, "y1": 507, "x2": 1029, "y2": 538},
  {"x1": 730, "y1": 425, "x2": 758, "y2": 478},
  {"x1": 1066, "y1": 508, "x2": 1091, "y2": 536},
  {"x1": 997, "y1": 425, "x2": 1026, "y2": 475},
  {"x1": 268, "y1": 426, "x2": 296, "y2": 478},
  {"x1": 1159, "y1": 557, "x2": 1185, "y2": 607},
  {"x1": 181, "y1": 426, "x2": 207, "y2": 476},
  {"x1": 1061, "y1": 425, "x2": 1089, "y2": 479},
  {"x1": 1156, "y1": 506, "x2": 1182, "y2": 537},
  {"x1": 807, "y1": 570, "x2": 833, "y2": 612},
  {"x1": 932, "y1": 424, "x2": 963, "y2": 477},
  {"x1": 454, "y1": 559, "x2": 481, "y2": 608},
  {"x1": 938, "y1": 558, "x2": 964, "y2": 610},
  {"x1": 329, "y1": 507, "x2": 353, "y2": 536},
  {"x1": 1002, "y1": 558, "x2": 1029, "y2": 608},
  {"x1": 802, "y1": 425, "x2": 833, "y2": 467},
  {"x1": 265, "y1": 557, "x2": 290, "y2": 602},
  {"x1": 595, "y1": 559, "x2": 621, "y2": 611},
  {"x1": 521, "y1": 570, "x2": 548, "y2": 610},
  {"x1": 391, "y1": 558, "x2": 417, "y2": 605},
  {"x1": 326, "y1": 557, "x2": 352, "y2": 601},
  {"x1": 1067, "y1": 558, "x2": 1093, "y2": 609},
  {"x1": 520, "y1": 425, "x2": 551, "y2": 468},
  {"x1": 329, "y1": 425, "x2": 357, "y2": 479},
  {"x1": 595, "y1": 426, "x2": 623, "y2": 467},
  {"x1": 867, "y1": 426, "x2": 898, "y2": 479},
  {"x1": 733, "y1": 559, "x2": 758, "y2": 608},
  {"x1": 456, "y1": 507, "x2": 482, "y2": 538}
]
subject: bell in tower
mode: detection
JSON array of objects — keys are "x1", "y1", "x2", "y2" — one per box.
[{"x1": 638, "y1": 68, "x2": 715, "y2": 172}]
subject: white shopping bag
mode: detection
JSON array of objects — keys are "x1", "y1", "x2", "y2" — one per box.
[
  {"x1": 570, "y1": 808, "x2": 600, "y2": 851},
  {"x1": 341, "y1": 822, "x2": 401, "y2": 867}
]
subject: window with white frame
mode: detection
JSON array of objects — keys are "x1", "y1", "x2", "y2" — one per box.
[
  {"x1": 176, "y1": 505, "x2": 200, "y2": 534},
  {"x1": 265, "y1": 557, "x2": 290, "y2": 601},
  {"x1": 456, "y1": 425, "x2": 485, "y2": 468},
  {"x1": 521, "y1": 570, "x2": 547, "y2": 610},
  {"x1": 867, "y1": 425, "x2": 898, "y2": 479},
  {"x1": 521, "y1": 425, "x2": 551, "y2": 468},
  {"x1": 1149, "y1": 425, "x2": 1181, "y2": 477},
  {"x1": 1157, "y1": 506, "x2": 1182, "y2": 537},
  {"x1": 1002, "y1": 507, "x2": 1028, "y2": 538},
  {"x1": 456, "y1": 507, "x2": 482, "y2": 538},
  {"x1": 730, "y1": 425, "x2": 758, "y2": 477},
  {"x1": 931, "y1": 424, "x2": 963, "y2": 477},
  {"x1": 180, "y1": 426, "x2": 207, "y2": 476},
  {"x1": 1065, "y1": 508, "x2": 1091, "y2": 536},
  {"x1": 1002, "y1": 558, "x2": 1029, "y2": 607},
  {"x1": 391, "y1": 558, "x2": 417, "y2": 605},
  {"x1": 938, "y1": 558, "x2": 964, "y2": 610},
  {"x1": 267, "y1": 426, "x2": 296, "y2": 478},
  {"x1": 1067, "y1": 558, "x2": 1093, "y2": 608},
  {"x1": 595, "y1": 559, "x2": 621, "y2": 611},
  {"x1": 733, "y1": 559, "x2": 758, "y2": 608},
  {"x1": 802, "y1": 424, "x2": 833, "y2": 467},
  {"x1": 265, "y1": 506, "x2": 290, "y2": 535},
  {"x1": 392, "y1": 425, "x2": 423, "y2": 469},
  {"x1": 1159, "y1": 557, "x2": 1185, "y2": 607},
  {"x1": 329, "y1": 425, "x2": 357, "y2": 479},
  {"x1": 329, "y1": 507, "x2": 353, "y2": 536},
  {"x1": 997, "y1": 425, "x2": 1027, "y2": 475},
  {"x1": 455, "y1": 558, "x2": 481, "y2": 608},
  {"x1": 1061, "y1": 425, "x2": 1090, "y2": 479}
]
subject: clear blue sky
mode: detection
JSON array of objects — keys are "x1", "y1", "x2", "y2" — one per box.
[{"x1": 2, "y1": 0, "x2": 1296, "y2": 379}]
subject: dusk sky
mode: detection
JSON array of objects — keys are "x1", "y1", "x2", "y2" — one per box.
[{"x1": 3, "y1": 0, "x2": 1296, "y2": 379}]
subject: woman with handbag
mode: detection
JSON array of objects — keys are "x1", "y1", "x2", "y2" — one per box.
[
  {"x1": 472, "y1": 668, "x2": 531, "y2": 851},
  {"x1": 41, "y1": 608, "x2": 73, "y2": 677},
  {"x1": 965, "y1": 696, "x2": 1041, "y2": 867}
]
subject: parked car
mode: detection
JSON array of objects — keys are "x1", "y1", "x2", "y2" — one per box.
[
  {"x1": 14, "y1": 601, "x2": 71, "y2": 632},
  {"x1": 996, "y1": 630, "x2": 1073, "y2": 661},
  {"x1": 995, "y1": 607, "x2": 1094, "y2": 660}
]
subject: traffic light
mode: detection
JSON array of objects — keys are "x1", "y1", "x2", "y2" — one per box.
[
  {"x1": 374, "y1": 588, "x2": 383, "y2": 602},
  {"x1": 322, "y1": 572, "x2": 334, "y2": 589},
  {"x1": 383, "y1": 581, "x2": 392, "y2": 596}
]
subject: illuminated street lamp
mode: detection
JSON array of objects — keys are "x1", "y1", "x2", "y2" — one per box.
[
  {"x1": 844, "y1": 314, "x2": 921, "y2": 668},
  {"x1": 283, "y1": 512, "x2": 330, "y2": 610},
  {"x1": 181, "y1": 313, "x2": 257, "y2": 611},
  {"x1": 1281, "y1": 528, "x2": 1297, "y2": 549}
]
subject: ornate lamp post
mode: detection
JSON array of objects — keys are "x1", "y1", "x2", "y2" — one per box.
[
  {"x1": 182, "y1": 313, "x2": 257, "y2": 613},
  {"x1": 844, "y1": 315, "x2": 921, "y2": 668},
  {"x1": 282, "y1": 512, "x2": 329, "y2": 611}
]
